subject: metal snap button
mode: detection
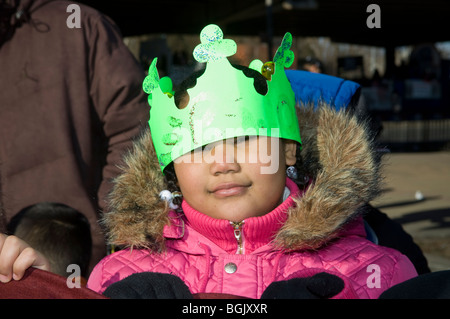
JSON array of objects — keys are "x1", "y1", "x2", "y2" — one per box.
[{"x1": 224, "y1": 262, "x2": 237, "y2": 274}]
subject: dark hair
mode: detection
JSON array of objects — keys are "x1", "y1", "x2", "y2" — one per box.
[{"x1": 7, "y1": 202, "x2": 92, "y2": 278}]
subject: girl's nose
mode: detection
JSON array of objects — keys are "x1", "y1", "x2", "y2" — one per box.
[{"x1": 206, "y1": 140, "x2": 241, "y2": 175}]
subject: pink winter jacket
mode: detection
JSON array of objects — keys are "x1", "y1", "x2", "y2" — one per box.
[
  {"x1": 88, "y1": 179, "x2": 416, "y2": 298},
  {"x1": 87, "y1": 106, "x2": 418, "y2": 298}
]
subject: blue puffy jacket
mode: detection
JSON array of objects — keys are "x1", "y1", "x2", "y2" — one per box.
[{"x1": 286, "y1": 70, "x2": 361, "y2": 110}]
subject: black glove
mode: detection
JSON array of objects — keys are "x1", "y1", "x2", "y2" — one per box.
[
  {"x1": 103, "y1": 272, "x2": 193, "y2": 299},
  {"x1": 261, "y1": 272, "x2": 345, "y2": 299},
  {"x1": 379, "y1": 270, "x2": 450, "y2": 299}
]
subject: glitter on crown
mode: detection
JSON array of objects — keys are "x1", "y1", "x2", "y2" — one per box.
[
  {"x1": 193, "y1": 24, "x2": 237, "y2": 63},
  {"x1": 142, "y1": 58, "x2": 159, "y2": 96},
  {"x1": 273, "y1": 32, "x2": 294, "y2": 69}
]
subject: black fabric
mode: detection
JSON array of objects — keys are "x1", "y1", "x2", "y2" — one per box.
[
  {"x1": 363, "y1": 204, "x2": 431, "y2": 274},
  {"x1": 261, "y1": 272, "x2": 344, "y2": 299},
  {"x1": 103, "y1": 272, "x2": 193, "y2": 299},
  {"x1": 380, "y1": 270, "x2": 450, "y2": 299}
]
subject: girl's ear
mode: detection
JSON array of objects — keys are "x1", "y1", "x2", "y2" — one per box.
[{"x1": 284, "y1": 140, "x2": 297, "y2": 166}]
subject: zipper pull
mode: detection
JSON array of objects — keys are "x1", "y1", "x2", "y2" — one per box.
[{"x1": 230, "y1": 221, "x2": 244, "y2": 254}]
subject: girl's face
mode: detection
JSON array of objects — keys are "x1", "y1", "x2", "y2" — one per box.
[{"x1": 174, "y1": 136, "x2": 297, "y2": 222}]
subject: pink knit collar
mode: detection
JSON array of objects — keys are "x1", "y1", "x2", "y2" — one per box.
[{"x1": 181, "y1": 178, "x2": 300, "y2": 254}]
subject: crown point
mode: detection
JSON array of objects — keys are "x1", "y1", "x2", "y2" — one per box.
[
  {"x1": 273, "y1": 32, "x2": 294, "y2": 68},
  {"x1": 193, "y1": 24, "x2": 236, "y2": 63},
  {"x1": 143, "y1": 58, "x2": 160, "y2": 94}
]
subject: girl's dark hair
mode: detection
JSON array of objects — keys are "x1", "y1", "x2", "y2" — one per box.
[
  {"x1": 291, "y1": 143, "x2": 310, "y2": 190},
  {"x1": 163, "y1": 163, "x2": 183, "y2": 208}
]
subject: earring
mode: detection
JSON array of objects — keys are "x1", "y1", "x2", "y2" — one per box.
[
  {"x1": 159, "y1": 190, "x2": 182, "y2": 210},
  {"x1": 286, "y1": 166, "x2": 298, "y2": 180}
]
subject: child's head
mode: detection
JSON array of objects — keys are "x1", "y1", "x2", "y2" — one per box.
[
  {"x1": 143, "y1": 24, "x2": 302, "y2": 221},
  {"x1": 7, "y1": 202, "x2": 92, "y2": 278}
]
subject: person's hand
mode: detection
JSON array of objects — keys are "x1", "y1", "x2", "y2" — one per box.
[
  {"x1": 261, "y1": 272, "x2": 345, "y2": 299},
  {"x1": 0, "y1": 234, "x2": 50, "y2": 283}
]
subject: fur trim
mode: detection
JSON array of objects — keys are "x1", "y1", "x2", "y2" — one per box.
[
  {"x1": 274, "y1": 105, "x2": 381, "y2": 250},
  {"x1": 101, "y1": 130, "x2": 170, "y2": 250},
  {"x1": 102, "y1": 104, "x2": 381, "y2": 251}
]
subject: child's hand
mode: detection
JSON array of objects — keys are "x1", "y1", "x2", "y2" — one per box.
[
  {"x1": 0, "y1": 233, "x2": 50, "y2": 283},
  {"x1": 103, "y1": 272, "x2": 193, "y2": 299}
]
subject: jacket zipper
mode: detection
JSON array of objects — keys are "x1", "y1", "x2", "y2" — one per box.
[{"x1": 230, "y1": 221, "x2": 245, "y2": 254}]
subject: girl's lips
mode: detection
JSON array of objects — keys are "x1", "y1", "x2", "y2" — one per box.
[{"x1": 211, "y1": 183, "x2": 249, "y2": 198}]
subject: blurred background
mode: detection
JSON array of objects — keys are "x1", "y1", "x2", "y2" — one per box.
[{"x1": 80, "y1": 0, "x2": 450, "y2": 271}]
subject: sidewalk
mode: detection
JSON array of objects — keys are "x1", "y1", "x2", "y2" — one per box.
[{"x1": 371, "y1": 151, "x2": 450, "y2": 272}]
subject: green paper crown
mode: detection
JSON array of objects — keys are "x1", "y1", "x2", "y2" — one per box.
[{"x1": 143, "y1": 24, "x2": 301, "y2": 172}]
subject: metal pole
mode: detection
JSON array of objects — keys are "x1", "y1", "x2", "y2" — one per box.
[{"x1": 265, "y1": 0, "x2": 274, "y2": 60}]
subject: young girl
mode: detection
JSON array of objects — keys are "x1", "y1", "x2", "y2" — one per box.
[{"x1": 87, "y1": 25, "x2": 417, "y2": 299}]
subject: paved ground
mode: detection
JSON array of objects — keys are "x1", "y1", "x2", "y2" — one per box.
[{"x1": 371, "y1": 151, "x2": 450, "y2": 272}]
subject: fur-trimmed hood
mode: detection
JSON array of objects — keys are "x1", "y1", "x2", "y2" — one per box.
[{"x1": 102, "y1": 104, "x2": 381, "y2": 251}]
